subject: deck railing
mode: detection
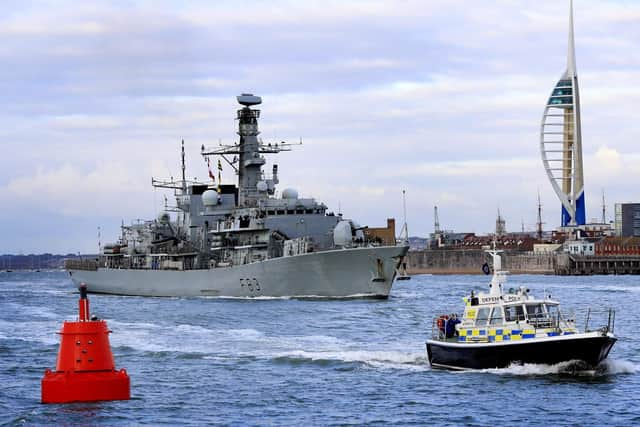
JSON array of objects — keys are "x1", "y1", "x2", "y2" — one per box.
[{"x1": 64, "y1": 258, "x2": 99, "y2": 271}]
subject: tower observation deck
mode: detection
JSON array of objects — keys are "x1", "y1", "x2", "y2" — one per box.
[{"x1": 540, "y1": 0, "x2": 585, "y2": 227}]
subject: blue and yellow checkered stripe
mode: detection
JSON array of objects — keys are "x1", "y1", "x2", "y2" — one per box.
[
  {"x1": 458, "y1": 328, "x2": 487, "y2": 342},
  {"x1": 458, "y1": 328, "x2": 536, "y2": 342}
]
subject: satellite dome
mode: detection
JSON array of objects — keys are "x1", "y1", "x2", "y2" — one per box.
[
  {"x1": 282, "y1": 188, "x2": 298, "y2": 199},
  {"x1": 202, "y1": 189, "x2": 219, "y2": 206},
  {"x1": 256, "y1": 181, "x2": 268, "y2": 192},
  {"x1": 158, "y1": 212, "x2": 170, "y2": 224}
]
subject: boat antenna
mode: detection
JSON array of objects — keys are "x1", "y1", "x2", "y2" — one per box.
[{"x1": 181, "y1": 139, "x2": 186, "y2": 191}]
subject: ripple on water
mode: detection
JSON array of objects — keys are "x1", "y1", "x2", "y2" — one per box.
[{"x1": 1, "y1": 272, "x2": 639, "y2": 425}]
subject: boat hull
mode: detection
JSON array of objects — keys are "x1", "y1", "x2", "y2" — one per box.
[
  {"x1": 426, "y1": 332, "x2": 616, "y2": 370},
  {"x1": 68, "y1": 245, "x2": 408, "y2": 298}
]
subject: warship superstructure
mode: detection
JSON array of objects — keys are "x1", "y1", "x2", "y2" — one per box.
[{"x1": 66, "y1": 94, "x2": 408, "y2": 298}]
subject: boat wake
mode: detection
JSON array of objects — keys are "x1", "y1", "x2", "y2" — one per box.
[
  {"x1": 272, "y1": 349, "x2": 429, "y2": 371},
  {"x1": 106, "y1": 320, "x2": 429, "y2": 370},
  {"x1": 472, "y1": 358, "x2": 638, "y2": 377}
]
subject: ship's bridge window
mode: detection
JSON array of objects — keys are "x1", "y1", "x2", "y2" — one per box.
[
  {"x1": 296, "y1": 209, "x2": 304, "y2": 214},
  {"x1": 526, "y1": 304, "x2": 546, "y2": 321},
  {"x1": 305, "y1": 209, "x2": 314, "y2": 214},
  {"x1": 489, "y1": 307, "x2": 503, "y2": 325},
  {"x1": 475, "y1": 307, "x2": 491, "y2": 326},
  {"x1": 287, "y1": 209, "x2": 294, "y2": 214},
  {"x1": 528, "y1": 303, "x2": 553, "y2": 327},
  {"x1": 547, "y1": 304, "x2": 560, "y2": 320},
  {"x1": 267, "y1": 210, "x2": 275, "y2": 216},
  {"x1": 504, "y1": 305, "x2": 525, "y2": 322}
]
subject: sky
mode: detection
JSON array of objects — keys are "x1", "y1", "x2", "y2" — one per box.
[{"x1": 1, "y1": 0, "x2": 639, "y2": 254}]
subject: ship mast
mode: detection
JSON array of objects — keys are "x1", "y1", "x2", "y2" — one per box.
[
  {"x1": 201, "y1": 94, "x2": 298, "y2": 207},
  {"x1": 181, "y1": 139, "x2": 186, "y2": 192},
  {"x1": 537, "y1": 191, "x2": 544, "y2": 240}
]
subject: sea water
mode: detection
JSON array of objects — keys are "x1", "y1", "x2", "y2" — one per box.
[{"x1": 1, "y1": 271, "x2": 638, "y2": 426}]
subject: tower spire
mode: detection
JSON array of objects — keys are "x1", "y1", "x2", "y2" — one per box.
[{"x1": 567, "y1": 0, "x2": 577, "y2": 77}]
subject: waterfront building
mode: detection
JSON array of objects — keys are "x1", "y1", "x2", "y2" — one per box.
[
  {"x1": 363, "y1": 218, "x2": 397, "y2": 246},
  {"x1": 540, "y1": 0, "x2": 586, "y2": 227},
  {"x1": 596, "y1": 236, "x2": 640, "y2": 256},
  {"x1": 564, "y1": 239, "x2": 596, "y2": 256},
  {"x1": 615, "y1": 203, "x2": 640, "y2": 237}
]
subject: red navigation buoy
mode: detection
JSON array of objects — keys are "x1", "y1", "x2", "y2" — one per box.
[{"x1": 41, "y1": 283, "x2": 130, "y2": 403}]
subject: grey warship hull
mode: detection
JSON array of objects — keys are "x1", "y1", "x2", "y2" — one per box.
[{"x1": 69, "y1": 245, "x2": 408, "y2": 298}]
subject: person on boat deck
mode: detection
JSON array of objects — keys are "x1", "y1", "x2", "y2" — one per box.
[{"x1": 445, "y1": 314, "x2": 461, "y2": 338}]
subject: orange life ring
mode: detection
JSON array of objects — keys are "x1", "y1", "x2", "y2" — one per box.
[{"x1": 437, "y1": 315, "x2": 449, "y2": 331}]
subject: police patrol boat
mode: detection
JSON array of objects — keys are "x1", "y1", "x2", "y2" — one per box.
[
  {"x1": 426, "y1": 249, "x2": 616, "y2": 370},
  {"x1": 66, "y1": 94, "x2": 409, "y2": 298}
]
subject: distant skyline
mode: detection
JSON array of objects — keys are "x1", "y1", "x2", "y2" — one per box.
[{"x1": 1, "y1": 0, "x2": 639, "y2": 253}]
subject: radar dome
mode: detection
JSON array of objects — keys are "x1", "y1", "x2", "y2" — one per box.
[
  {"x1": 282, "y1": 188, "x2": 299, "y2": 199},
  {"x1": 333, "y1": 220, "x2": 353, "y2": 247},
  {"x1": 256, "y1": 181, "x2": 268, "y2": 192},
  {"x1": 202, "y1": 189, "x2": 219, "y2": 206},
  {"x1": 158, "y1": 212, "x2": 170, "y2": 224}
]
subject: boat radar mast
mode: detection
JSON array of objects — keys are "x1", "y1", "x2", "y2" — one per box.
[{"x1": 487, "y1": 247, "x2": 507, "y2": 297}]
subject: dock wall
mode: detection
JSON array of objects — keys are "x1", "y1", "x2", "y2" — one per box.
[
  {"x1": 407, "y1": 249, "x2": 640, "y2": 275},
  {"x1": 555, "y1": 254, "x2": 640, "y2": 275},
  {"x1": 407, "y1": 249, "x2": 555, "y2": 275}
]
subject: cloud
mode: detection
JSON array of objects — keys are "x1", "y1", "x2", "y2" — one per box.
[
  {"x1": 593, "y1": 145, "x2": 622, "y2": 172},
  {"x1": 1, "y1": 0, "x2": 639, "y2": 252},
  {"x1": 3, "y1": 162, "x2": 150, "y2": 216}
]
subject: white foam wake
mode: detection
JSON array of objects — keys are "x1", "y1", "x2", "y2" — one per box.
[
  {"x1": 472, "y1": 358, "x2": 638, "y2": 376},
  {"x1": 600, "y1": 358, "x2": 639, "y2": 374},
  {"x1": 274, "y1": 349, "x2": 429, "y2": 371},
  {"x1": 105, "y1": 319, "x2": 429, "y2": 371}
]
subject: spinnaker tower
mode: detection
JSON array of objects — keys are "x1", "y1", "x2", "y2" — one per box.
[{"x1": 540, "y1": 0, "x2": 585, "y2": 227}]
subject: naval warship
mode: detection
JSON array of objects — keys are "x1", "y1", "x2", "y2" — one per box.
[{"x1": 66, "y1": 94, "x2": 409, "y2": 298}]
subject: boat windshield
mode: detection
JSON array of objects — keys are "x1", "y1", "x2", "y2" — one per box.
[
  {"x1": 546, "y1": 304, "x2": 560, "y2": 321},
  {"x1": 504, "y1": 305, "x2": 525, "y2": 322},
  {"x1": 476, "y1": 307, "x2": 491, "y2": 326},
  {"x1": 526, "y1": 303, "x2": 545, "y2": 319},
  {"x1": 526, "y1": 303, "x2": 552, "y2": 327},
  {"x1": 489, "y1": 307, "x2": 503, "y2": 325}
]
